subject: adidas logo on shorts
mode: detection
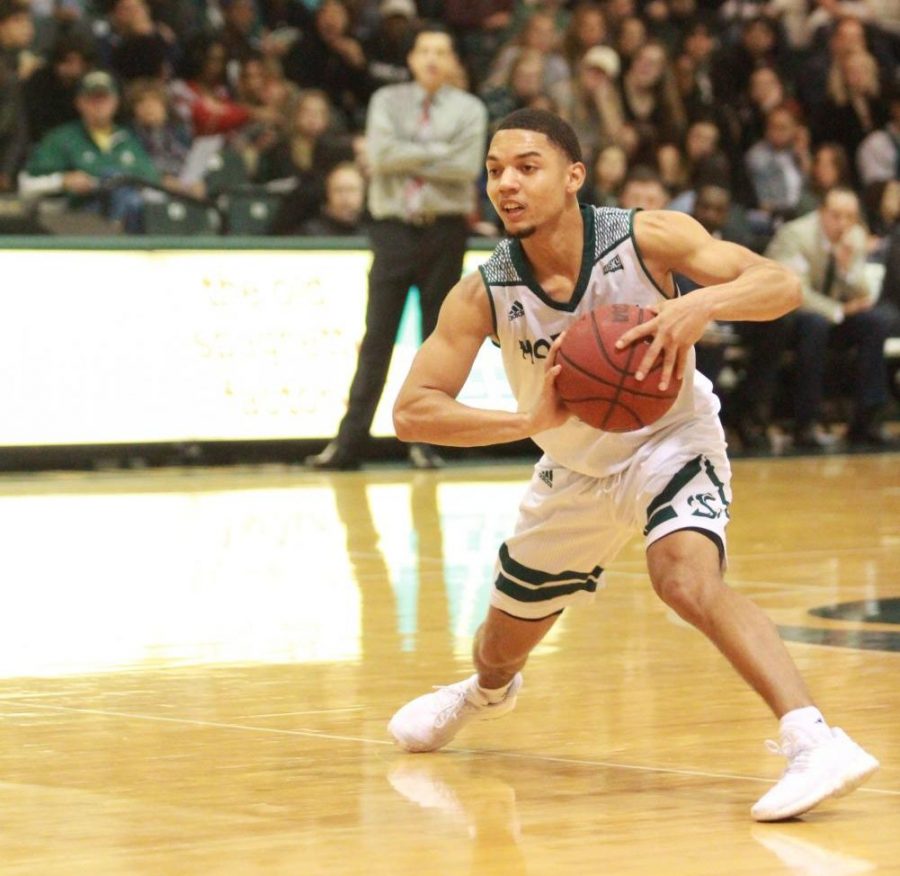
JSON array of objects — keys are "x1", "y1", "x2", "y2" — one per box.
[
  {"x1": 539, "y1": 469, "x2": 553, "y2": 488},
  {"x1": 602, "y1": 254, "x2": 624, "y2": 275},
  {"x1": 508, "y1": 300, "x2": 525, "y2": 321}
]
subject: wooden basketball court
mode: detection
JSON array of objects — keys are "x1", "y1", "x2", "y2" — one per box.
[{"x1": 0, "y1": 452, "x2": 897, "y2": 875}]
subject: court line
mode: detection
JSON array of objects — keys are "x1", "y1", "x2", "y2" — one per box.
[
  {"x1": 0, "y1": 698, "x2": 388, "y2": 745},
  {"x1": 233, "y1": 707, "x2": 364, "y2": 719},
  {"x1": 0, "y1": 697, "x2": 895, "y2": 797}
]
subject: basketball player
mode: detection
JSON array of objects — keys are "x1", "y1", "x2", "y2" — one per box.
[{"x1": 386, "y1": 109, "x2": 879, "y2": 822}]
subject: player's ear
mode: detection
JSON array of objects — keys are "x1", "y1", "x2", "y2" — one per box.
[{"x1": 566, "y1": 161, "x2": 587, "y2": 195}]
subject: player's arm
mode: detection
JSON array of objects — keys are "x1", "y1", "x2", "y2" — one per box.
[
  {"x1": 617, "y1": 210, "x2": 802, "y2": 391},
  {"x1": 393, "y1": 273, "x2": 570, "y2": 446}
]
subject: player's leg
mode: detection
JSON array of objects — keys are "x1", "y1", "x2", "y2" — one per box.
[
  {"x1": 646, "y1": 528, "x2": 878, "y2": 820},
  {"x1": 646, "y1": 529, "x2": 813, "y2": 717},
  {"x1": 388, "y1": 460, "x2": 625, "y2": 752},
  {"x1": 386, "y1": 606, "x2": 560, "y2": 754},
  {"x1": 637, "y1": 438, "x2": 878, "y2": 821},
  {"x1": 472, "y1": 605, "x2": 559, "y2": 690}
]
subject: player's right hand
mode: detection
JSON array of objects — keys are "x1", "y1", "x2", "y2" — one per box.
[{"x1": 525, "y1": 332, "x2": 572, "y2": 435}]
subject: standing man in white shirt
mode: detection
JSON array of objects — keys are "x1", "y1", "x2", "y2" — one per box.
[{"x1": 307, "y1": 23, "x2": 488, "y2": 470}]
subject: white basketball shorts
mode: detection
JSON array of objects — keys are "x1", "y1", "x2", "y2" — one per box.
[{"x1": 491, "y1": 418, "x2": 732, "y2": 620}]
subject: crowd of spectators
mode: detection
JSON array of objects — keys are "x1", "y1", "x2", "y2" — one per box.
[
  {"x1": 0, "y1": 0, "x2": 898, "y2": 444},
  {"x1": 0, "y1": 0, "x2": 896, "y2": 241}
]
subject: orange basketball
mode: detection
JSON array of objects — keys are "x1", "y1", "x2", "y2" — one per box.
[{"x1": 556, "y1": 303, "x2": 682, "y2": 432}]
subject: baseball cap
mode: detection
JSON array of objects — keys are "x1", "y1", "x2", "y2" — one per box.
[
  {"x1": 582, "y1": 46, "x2": 620, "y2": 78},
  {"x1": 78, "y1": 70, "x2": 119, "y2": 96},
  {"x1": 379, "y1": 0, "x2": 416, "y2": 19}
]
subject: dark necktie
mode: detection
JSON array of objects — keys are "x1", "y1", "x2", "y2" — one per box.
[
  {"x1": 822, "y1": 252, "x2": 837, "y2": 299},
  {"x1": 403, "y1": 96, "x2": 432, "y2": 220}
]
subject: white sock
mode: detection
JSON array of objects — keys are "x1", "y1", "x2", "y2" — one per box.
[
  {"x1": 476, "y1": 680, "x2": 512, "y2": 704},
  {"x1": 780, "y1": 706, "x2": 831, "y2": 742}
]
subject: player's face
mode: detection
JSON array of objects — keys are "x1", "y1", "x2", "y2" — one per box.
[{"x1": 485, "y1": 129, "x2": 584, "y2": 239}]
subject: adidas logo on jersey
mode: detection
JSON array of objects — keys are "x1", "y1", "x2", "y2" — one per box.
[
  {"x1": 538, "y1": 469, "x2": 553, "y2": 488},
  {"x1": 602, "y1": 254, "x2": 624, "y2": 275},
  {"x1": 508, "y1": 300, "x2": 525, "y2": 321}
]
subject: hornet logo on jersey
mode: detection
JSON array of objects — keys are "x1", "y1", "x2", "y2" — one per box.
[
  {"x1": 508, "y1": 300, "x2": 525, "y2": 321},
  {"x1": 519, "y1": 332, "x2": 561, "y2": 363},
  {"x1": 539, "y1": 469, "x2": 553, "y2": 488},
  {"x1": 602, "y1": 254, "x2": 624, "y2": 275}
]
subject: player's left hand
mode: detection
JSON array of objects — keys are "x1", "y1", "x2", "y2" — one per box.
[{"x1": 614, "y1": 298, "x2": 710, "y2": 391}]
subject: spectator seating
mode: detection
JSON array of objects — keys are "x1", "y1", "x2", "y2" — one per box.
[{"x1": 143, "y1": 197, "x2": 222, "y2": 235}]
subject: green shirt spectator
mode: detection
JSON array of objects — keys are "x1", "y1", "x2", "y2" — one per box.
[
  {"x1": 25, "y1": 117, "x2": 159, "y2": 202},
  {"x1": 19, "y1": 70, "x2": 159, "y2": 229}
]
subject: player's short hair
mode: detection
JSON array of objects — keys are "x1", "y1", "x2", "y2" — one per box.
[{"x1": 493, "y1": 109, "x2": 583, "y2": 164}]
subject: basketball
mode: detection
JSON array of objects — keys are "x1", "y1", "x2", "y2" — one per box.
[{"x1": 556, "y1": 303, "x2": 682, "y2": 432}]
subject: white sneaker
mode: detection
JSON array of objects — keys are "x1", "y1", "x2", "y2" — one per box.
[
  {"x1": 751, "y1": 727, "x2": 879, "y2": 821},
  {"x1": 388, "y1": 674, "x2": 523, "y2": 752}
]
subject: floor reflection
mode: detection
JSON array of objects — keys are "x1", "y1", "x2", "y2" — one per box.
[
  {"x1": 388, "y1": 755, "x2": 527, "y2": 876},
  {"x1": 752, "y1": 827, "x2": 876, "y2": 875}
]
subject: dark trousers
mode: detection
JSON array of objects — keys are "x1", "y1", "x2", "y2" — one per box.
[
  {"x1": 335, "y1": 215, "x2": 470, "y2": 454},
  {"x1": 731, "y1": 316, "x2": 793, "y2": 421},
  {"x1": 790, "y1": 307, "x2": 893, "y2": 427}
]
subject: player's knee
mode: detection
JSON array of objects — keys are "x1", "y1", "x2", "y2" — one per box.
[
  {"x1": 651, "y1": 565, "x2": 718, "y2": 628},
  {"x1": 648, "y1": 532, "x2": 724, "y2": 626}
]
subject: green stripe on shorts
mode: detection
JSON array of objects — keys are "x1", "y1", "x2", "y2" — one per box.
[
  {"x1": 495, "y1": 545, "x2": 603, "y2": 603},
  {"x1": 499, "y1": 543, "x2": 601, "y2": 587},
  {"x1": 644, "y1": 454, "x2": 704, "y2": 536},
  {"x1": 495, "y1": 571, "x2": 600, "y2": 603},
  {"x1": 644, "y1": 454, "x2": 730, "y2": 535}
]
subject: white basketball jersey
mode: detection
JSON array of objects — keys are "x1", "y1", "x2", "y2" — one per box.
[{"x1": 478, "y1": 205, "x2": 720, "y2": 477}]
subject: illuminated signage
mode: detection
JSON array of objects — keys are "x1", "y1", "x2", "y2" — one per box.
[{"x1": 1, "y1": 249, "x2": 514, "y2": 446}]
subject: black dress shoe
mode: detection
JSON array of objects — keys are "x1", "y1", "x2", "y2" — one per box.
[
  {"x1": 408, "y1": 443, "x2": 444, "y2": 470},
  {"x1": 305, "y1": 441, "x2": 361, "y2": 471}
]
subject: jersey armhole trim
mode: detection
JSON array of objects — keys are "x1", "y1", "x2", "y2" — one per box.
[
  {"x1": 596, "y1": 233, "x2": 631, "y2": 263},
  {"x1": 478, "y1": 264, "x2": 500, "y2": 340},
  {"x1": 630, "y1": 208, "x2": 674, "y2": 299}
]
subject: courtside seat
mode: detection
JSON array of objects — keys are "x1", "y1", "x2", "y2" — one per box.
[
  {"x1": 222, "y1": 188, "x2": 283, "y2": 235},
  {"x1": 144, "y1": 198, "x2": 222, "y2": 235},
  {"x1": 203, "y1": 146, "x2": 249, "y2": 197}
]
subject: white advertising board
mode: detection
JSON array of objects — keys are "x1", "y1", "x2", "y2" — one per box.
[{"x1": 0, "y1": 248, "x2": 513, "y2": 446}]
